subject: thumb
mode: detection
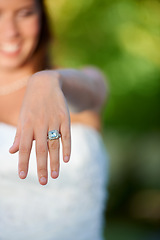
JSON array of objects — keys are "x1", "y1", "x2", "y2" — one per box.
[{"x1": 9, "y1": 126, "x2": 21, "y2": 154}]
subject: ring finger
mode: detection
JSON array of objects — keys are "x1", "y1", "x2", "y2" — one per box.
[{"x1": 47, "y1": 126, "x2": 60, "y2": 179}]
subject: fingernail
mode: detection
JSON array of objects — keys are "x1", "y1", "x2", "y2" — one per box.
[
  {"x1": 19, "y1": 171, "x2": 26, "y2": 179},
  {"x1": 40, "y1": 177, "x2": 47, "y2": 185},
  {"x1": 51, "y1": 171, "x2": 58, "y2": 179},
  {"x1": 64, "y1": 156, "x2": 70, "y2": 162}
]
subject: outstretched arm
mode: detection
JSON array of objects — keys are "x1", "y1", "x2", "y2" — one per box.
[
  {"x1": 56, "y1": 67, "x2": 108, "y2": 112},
  {"x1": 9, "y1": 67, "x2": 108, "y2": 185}
]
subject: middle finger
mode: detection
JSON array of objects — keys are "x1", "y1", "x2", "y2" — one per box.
[{"x1": 35, "y1": 128, "x2": 48, "y2": 185}]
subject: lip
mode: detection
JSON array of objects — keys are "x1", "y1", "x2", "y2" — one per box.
[{"x1": 0, "y1": 44, "x2": 21, "y2": 57}]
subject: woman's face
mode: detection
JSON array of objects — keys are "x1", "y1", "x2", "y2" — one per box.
[{"x1": 0, "y1": 0, "x2": 41, "y2": 71}]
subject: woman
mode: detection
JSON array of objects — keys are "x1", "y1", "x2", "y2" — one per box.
[{"x1": 0, "y1": 0, "x2": 109, "y2": 239}]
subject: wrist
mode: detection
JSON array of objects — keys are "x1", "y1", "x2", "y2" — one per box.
[
  {"x1": 29, "y1": 70, "x2": 62, "y2": 89},
  {"x1": 53, "y1": 70, "x2": 62, "y2": 89}
]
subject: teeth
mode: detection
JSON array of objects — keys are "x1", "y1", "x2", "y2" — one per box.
[{"x1": 1, "y1": 44, "x2": 20, "y2": 53}]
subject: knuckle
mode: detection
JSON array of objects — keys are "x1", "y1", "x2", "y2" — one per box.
[
  {"x1": 50, "y1": 141, "x2": 59, "y2": 150},
  {"x1": 62, "y1": 133, "x2": 70, "y2": 141},
  {"x1": 59, "y1": 109, "x2": 67, "y2": 121},
  {"x1": 22, "y1": 117, "x2": 32, "y2": 129},
  {"x1": 19, "y1": 162, "x2": 28, "y2": 170},
  {"x1": 19, "y1": 145, "x2": 30, "y2": 154},
  {"x1": 38, "y1": 166, "x2": 47, "y2": 173},
  {"x1": 50, "y1": 162, "x2": 59, "y2": 169},
  {"x1": 36, "y1": 144, "x2": 47, "y2": 154}
]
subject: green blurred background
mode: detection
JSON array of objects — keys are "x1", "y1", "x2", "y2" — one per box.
[{"x1": 46, "y1": 0, "x2": 160, "y2": 239}]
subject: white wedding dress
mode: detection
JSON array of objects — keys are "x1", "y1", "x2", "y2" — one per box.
[{"x1": 0, "y1": 122, "x2": 109, "y2": 240}]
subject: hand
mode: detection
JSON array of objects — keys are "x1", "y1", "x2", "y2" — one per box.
[{"x1": 9, "y1": 71, "x2": 71, "y2": 185}]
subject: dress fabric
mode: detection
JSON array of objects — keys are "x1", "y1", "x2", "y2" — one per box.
[{"x1": 0, "y1": 122, "x2": 109, "y2": 240}]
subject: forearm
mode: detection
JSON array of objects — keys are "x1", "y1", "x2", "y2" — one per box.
[{"x1": 57, "y1": 67, "x2": 108, "y2": 113}]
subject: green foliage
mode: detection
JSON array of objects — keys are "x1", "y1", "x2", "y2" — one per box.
[
  {"x1": 46, "y1": 0, "x2": 160, "y2": 131},
  {"x1": 45, "y1": 1, "x2": 160, "y2": 226}
]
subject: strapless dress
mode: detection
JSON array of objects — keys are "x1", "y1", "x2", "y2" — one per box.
[{"x1": 0, "y1": 122, "x2": 109, "y2": 240}]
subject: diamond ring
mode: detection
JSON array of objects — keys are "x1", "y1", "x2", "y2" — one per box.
[{"x1": 47, "y1": 130, "x2": 61, "y2": 140}]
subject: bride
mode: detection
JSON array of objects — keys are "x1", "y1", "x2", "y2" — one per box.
[{"x1": 0, "y1": 0, "x2": 109, "y2": 239}]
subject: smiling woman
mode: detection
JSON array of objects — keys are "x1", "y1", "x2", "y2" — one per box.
[
  {"x1": 0, "y1": 0, "x2": 41, "y2": 72},
  {"x1": 0, "y1": 0, "x2": 109, "y2": 239}
]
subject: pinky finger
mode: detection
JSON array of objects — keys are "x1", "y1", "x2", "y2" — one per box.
[{"x1": 60, "y1": 121, "x2": 71, "y2": 163}]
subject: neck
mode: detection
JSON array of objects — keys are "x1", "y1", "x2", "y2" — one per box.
[{"x1": 0, "y1": 66, "x2": 34, "y2": 86}]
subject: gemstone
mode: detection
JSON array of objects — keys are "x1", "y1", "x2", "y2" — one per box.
[{"x1": 48, "y1": 130, "x2": 60, "y2": 140}]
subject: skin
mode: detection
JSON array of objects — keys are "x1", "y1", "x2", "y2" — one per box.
[{"x1": 0, "y1": 0, "x2": 107, "y2": 185}]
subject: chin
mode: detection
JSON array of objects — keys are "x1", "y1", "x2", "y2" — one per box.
[
  {"x1": 0, "y1": 55, "x2": 33, "y2": 71},
  {"x1": 0, "y1": 62, "x2": 22, "y2": 71}
]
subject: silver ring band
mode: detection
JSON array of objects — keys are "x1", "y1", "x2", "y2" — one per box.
[{"x1": 47, "y1": 130, "x2": 61, "y2": 140}]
